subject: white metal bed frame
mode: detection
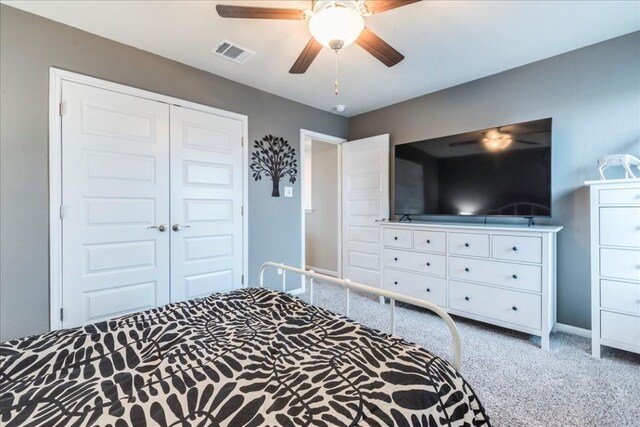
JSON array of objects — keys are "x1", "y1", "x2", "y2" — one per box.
[{"x1": 258, "y1": 262, "x2": 462, "y2": 370}]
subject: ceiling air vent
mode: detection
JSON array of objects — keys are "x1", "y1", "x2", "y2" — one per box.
[{"x1": 211, "y1": 39, "x2": 256, "y2": 64}]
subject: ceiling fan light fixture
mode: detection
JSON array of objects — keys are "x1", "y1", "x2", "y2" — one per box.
[
  {"x1": 309, "y1": 2, "x2": 365, "y2": 50},
  {"x1": 482, "y1": 129, "x2": 513, "y2": 151}
]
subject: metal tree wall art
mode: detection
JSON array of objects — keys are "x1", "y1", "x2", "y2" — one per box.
[{"x1": 250, "y1": 135, "x2": 298, "y2": 197}]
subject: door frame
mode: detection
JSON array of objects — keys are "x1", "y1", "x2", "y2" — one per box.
[
  {"x1": 299, "y1": 129, "x2": 346, "y2": 293},
  {"x1": 48, "y1": 68, "x2": 249, "y2": 330}
]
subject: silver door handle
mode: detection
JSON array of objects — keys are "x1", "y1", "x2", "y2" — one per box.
[
  {"x1": 148, "y1": 224, "x2": 167, "y2": 232},
  {"x1": 172, "y1": 224, "x2": 191, "y2": 232}
]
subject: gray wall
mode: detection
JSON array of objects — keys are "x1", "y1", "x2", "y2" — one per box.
[
  {"x1": 0, "y1": 5, "x2": 347, "y2": 341},
  {"x1": 349, "y1": 32, "x2": 640, "y2": 330},
  {"x1": 305, "y1": 141, "x2": 339, "y2": 273}
]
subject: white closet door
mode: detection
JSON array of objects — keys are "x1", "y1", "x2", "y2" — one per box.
[
  {"x1": 169, "y1": 106, "x2": 244, "y2": 302},
  {"x1": 342, "y1": 135, "x2": 390, "y2": 287},
  {"x1": 61, "y1": 81, "x2": 171, "y2": 328}
]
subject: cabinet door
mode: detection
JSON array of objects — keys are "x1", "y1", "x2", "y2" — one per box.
[
  {"x1": 61, "y1": 81, "x2": 171, "y2": 328},
  {"x1": 169, "y1": 106, "x2": 244, "y2": 302}
]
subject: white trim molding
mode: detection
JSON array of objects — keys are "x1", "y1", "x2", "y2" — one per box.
[
  {"x1": 48, "y1": 67, "x2": 249, "y2": 331},
  {"x1": 554, "y1": 323, "x2": 592, "y2": 339}
]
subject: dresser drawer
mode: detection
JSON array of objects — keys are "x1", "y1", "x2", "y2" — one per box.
[
  {"x1": 449, "y1": 233, "x2": 489, "y2": 258},
  {"x1": 383, "y1": 249, "x2": 446, "y2": 276},
  {"x1": 383, "y1": 228, "x2": 412, "y2": 249},
  {"x1": 599, "y1": 188, "x2": 640, "y2": 205},
  {"x1": 450, "y1": 256, "x2": 542, "y2": 292},
  {"x1": 601, "y1": 311, "x2": 640, "y2": 349},
  {"x1": 601, "y1": 280, "x2": 640, "y2": 316},
  {"x1": 600, "y1": 248, "x2": 640, "y2": 282},
  {"x1": 492, "y1": 235, "x2": 542, "y2": 264},
  {"x1": 383, "y1": 268, "x2": 447, "y2": 306},
  {"x1": 449, "y1": 280, "x2": 541, "y2": 330},
  {"x1": 600, "y1": 207, "x2": 640, "y2": 248},
  {"x1": 413, "y1": 230, "x2": 446, "y2": 253}
]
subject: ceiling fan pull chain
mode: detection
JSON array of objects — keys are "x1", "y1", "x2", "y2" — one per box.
[{"x1": 334, "y1": 50, "x2": 339, "y2": 95}]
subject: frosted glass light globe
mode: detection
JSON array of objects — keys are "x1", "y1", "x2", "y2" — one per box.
[
  {"x1": 482, "y1": 130, "x2": 513, "y2": 151},
  {"x1": 309, "y1": 5, "x2": 365, "y2": 50}
]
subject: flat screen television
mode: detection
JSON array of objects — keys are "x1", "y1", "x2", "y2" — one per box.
[{"x1": 394, "y1": 118, "x2": 552, "y2": 218}]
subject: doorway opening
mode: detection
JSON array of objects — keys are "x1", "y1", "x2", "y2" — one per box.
[{"x1": 300, "y1": 130, "x2": 346, "y2": 292}]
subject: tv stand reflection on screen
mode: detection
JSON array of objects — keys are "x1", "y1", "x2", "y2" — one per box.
[{"x1": 398, "y1": 214, "x2": 412, "y2": 222}]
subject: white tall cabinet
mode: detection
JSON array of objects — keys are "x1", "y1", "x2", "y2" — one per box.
[
  {"x1": 380, "y1": 222, "x2": 562, "y2": 350},
  {"x1": 586, "y1": 179, "x2": 640, "y2": 358}
]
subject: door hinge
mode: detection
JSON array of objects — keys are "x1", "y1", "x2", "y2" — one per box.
[
  {"x1": 241, "y1": 274, "x2": 244, "y2": 285},
  {"x1": 59, "y1": 205, "x2": 67, "y2": 220},
  {"x1": 59, "y1": 101, "x2": 67, "y2": 116},
  {"x1": 241, "y1": 205, "x2": 244, "y2": 216},
  {"x1": 59, "y1": 308, "x2": 64, "y2": 321},
  {"x1": 241, "y1": 137, "x2": 244, "y2": 147}
]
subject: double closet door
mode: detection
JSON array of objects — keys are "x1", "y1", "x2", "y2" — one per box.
[{"x1": 60, "y1": 81, "x2": 244, "y2": 328}]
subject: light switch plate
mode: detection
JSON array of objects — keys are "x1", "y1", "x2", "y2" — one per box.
[{"x1": 284, "y1": 187, "x2": 293, "y2": 197}]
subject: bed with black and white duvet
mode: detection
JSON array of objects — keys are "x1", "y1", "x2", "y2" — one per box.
[{"x1": 0, "y1": 288, "x2": 490, "y2": 426}]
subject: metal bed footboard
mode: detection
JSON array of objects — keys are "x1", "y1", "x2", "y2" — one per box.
[{"x1": 258, "y1": 262, "x2": 462, "y2": 371}]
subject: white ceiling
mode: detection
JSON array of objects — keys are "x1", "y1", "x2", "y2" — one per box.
[{"x1": 4, "y1": 0, "x2": 639, "y2": 117}]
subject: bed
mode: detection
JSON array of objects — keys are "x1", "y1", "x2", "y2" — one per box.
[{"x1": 0, "y1": 263, "x2": 490, "y2": 427}]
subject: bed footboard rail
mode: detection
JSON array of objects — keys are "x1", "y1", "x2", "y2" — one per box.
[{"x1": 258, "y1": 262, "x2": 462, "y2": 371}]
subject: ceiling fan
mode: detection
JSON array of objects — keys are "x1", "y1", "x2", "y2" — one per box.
[
  {"x1": 449, "y1": 129, "x2": 546, "y2": 152},
  {"x1": 216, "y1": 0, "x2": 421, "y2": 74}
]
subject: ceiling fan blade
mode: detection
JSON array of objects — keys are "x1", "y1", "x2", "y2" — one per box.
[
  {"x1": 290, "y1": 38, "x2": 323, "y2": 74},
  {"x1": 516, "y1": 140, "x2": 541, "y2": 145},
  {"x1": 356, "y1": 28, "x2": 405, "y2": 67},
  {"x1": 449, "y1": 141, "x2": 478, "y2": 148},
  {"x1": 364, "y1": 0, "x2": 421, "y2": 14},
  {"x1": 216, "y1": 5, "x2": 306, "y2": 20}
]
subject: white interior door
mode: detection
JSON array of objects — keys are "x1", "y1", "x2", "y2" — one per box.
[
  {"x1": 169, "y1": 106, "x2": 244, "y2": 302},
  {"x1": 341, "y1": 135, "x2": 390, "y2": 287},
  {"x1": 61, "y1": 81, "x2": 170, "y2": 328}
]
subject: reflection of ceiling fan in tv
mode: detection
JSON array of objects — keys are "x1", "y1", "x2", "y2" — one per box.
[
  {"x1": 216, "y1": 0, "x2": 421, "y2": 74},
  {"x1": 449, "y1": 129, "x2": 546, "y2": 152}
]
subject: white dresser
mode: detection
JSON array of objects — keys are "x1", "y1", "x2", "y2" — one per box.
[
  {"x1": 586, "y1": 179, "x2": 640, "y2": 358},
  {"x1": 380, "y1": 222, "x2": 562, "y2": 349}
]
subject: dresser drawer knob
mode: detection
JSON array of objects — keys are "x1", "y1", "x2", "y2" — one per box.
[
  {"x1": 394, "y1": 281, "x2": 398, "y2": 285},
  {"x1": 465, "y1": 268, "x2": 470, "y2": 272},
  {"x1": 394, "y1": 257, "x2": 398, "y2": 261},
  {"x1": 426, "y1": 288, "x2": 431, "y2": 292},
  {"x1": 465, "y1": 243, "x2": 470, "y2": 247},
  {"x1": 512, "y1": 274, "x2": 518, "y2": 279},
  {"x1": 465, "y1": 296, "x2": 470, "y2": 301},
  {"x1": 394, "y1": 236, "x2": 398, "y2": 240},
  {"x1": 427, "y1": 239, "x2": 431, "y2": 244},
  {"x1": 512, "y1": 306, "x2": 518, "y2": 311},
  {"x1": 426, "y1": 262, "x2": 431, "y2": 266},
  {"x1": 512, "y1": 246, "x2": 518, "y2": 251}
]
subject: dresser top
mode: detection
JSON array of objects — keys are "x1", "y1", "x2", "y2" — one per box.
[
  {"x1": 380, "y1": 221, "x2": 563, "y2": 233},
  {"x1": 585, "y1": 178, "x2": 640, "y2": 186}
]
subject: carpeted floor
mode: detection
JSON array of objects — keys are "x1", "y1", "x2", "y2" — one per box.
[{"x1": 297, "y1": 280, "x2": 640, "y2": 427}]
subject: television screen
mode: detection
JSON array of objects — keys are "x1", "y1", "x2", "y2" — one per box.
[{"x1": 394, "y1": 118, "x2": 552, "y2": 217}]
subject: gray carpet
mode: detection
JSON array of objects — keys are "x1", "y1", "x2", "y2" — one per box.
[{"x1": 297, "y1": 280, "x2": 640, "y2": 427}]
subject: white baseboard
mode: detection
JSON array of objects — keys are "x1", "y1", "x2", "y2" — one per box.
[
  {"x1": 305, "y1": 265, "x2": 338, "y2": 278},
  {"x1": 554, "y1": 323, "x2": 592, "y2": 338}
]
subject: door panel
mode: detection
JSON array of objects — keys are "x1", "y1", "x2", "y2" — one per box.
[
  {"x1": 342, "y1": 135, "x2": 390, "y2": 287},
  {"x1": 170, "y1": 106, "x2": 244, "y2": 302},
  {"x1": 61, "y1": 81, "x2": 171, "y2": 328}
]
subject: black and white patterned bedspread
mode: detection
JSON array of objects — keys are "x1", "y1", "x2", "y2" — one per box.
[{"x1": 0, "y1": 288, "x2": 490, "y2": 426}]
